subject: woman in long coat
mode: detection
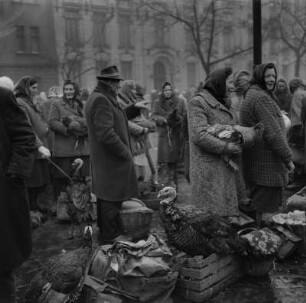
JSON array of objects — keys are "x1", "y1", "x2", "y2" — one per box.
[
  {"x1": 240, "y1": 63, "x2": 294, "y2": 223},
  {"x1": 0, "y1": 82, "x2": 36, "y2": 302},
  {"x1": 15, "y1": 76, "x2": 51, "y2": 211},
  {"x1": 48, "y1": 80, "x2": 89, "y2": 199},
  {"x1": 151, "y1": 82, "x2": 186, "y2": 187},
  {"x1": 188, "y1": 68, "x2": 242, "y2": 217}
]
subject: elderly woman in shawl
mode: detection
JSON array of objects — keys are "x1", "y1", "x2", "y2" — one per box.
[
  {"x1": 118, "y1": 80, "x2": 155, "y2": 181},
  {"x1": 188, "y1": 67, "x2": 247, "y2": 218},
  {"x1": 240, "y1": 63, "x2": 294, "y2": 225}
]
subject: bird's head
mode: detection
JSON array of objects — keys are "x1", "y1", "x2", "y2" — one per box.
[
  {"x1": 158, "y1": 186, "x2": 177, "y2": 205},
  {"x1": 82, "y1": 225, "x2": 93, "y2": 248},
  {"x1": 72, "y1": 158, "x2": 83, "y2": 171}
]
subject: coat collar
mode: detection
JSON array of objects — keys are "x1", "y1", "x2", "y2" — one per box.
[
  {"x1": 94, "y1": 82, "x2": 120, "y2": 108},
  {"x1": 198, "y1": 90, "x2": 234, "y2": 118}
]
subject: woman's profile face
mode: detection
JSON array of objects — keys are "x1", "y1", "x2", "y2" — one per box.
[
  {"x1": 225, "y1": 74, "x2": 234, "y2": 96},
  {"x1": 64, "y1": 84, "x2": 75, "y2": 100},
  {"x1": 163, "y1": 85, "x2": 172, "y2": 99},
  {"x1": 29, "y1": 83, "x2": 38, "y2": 97}
]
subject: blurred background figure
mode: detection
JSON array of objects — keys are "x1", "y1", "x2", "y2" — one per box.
[
  {"x1": 231, "y1": 70, "x2": 251, "y2": 120},
  {"x1": 273, "y1": 78, "x2": 292, "y2": 113},
  {"x1": 151, "y1": 81, "x2": 186, "y2": 188}
]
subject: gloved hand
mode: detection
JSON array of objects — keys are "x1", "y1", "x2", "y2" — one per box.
[{"x1": 38, "y1": 145, "x2": 51, "y2": 158}]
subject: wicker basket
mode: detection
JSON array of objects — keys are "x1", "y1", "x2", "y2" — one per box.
[
  {"x1": 119, "y1": 207, "x2": 153, "y2": 240},
  {"x1": 240, "y1": 255, "x2": 274, "y2": 277},
  {"x1": 141, "y1": 192, "x2": 162, "y2": 210}
]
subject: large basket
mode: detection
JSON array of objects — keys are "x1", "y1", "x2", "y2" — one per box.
[
  {"x1": 240, "y1": 255, "x2": 274, "y2": 277},
  {"x1": 141, "y1": 192, "x2": 162, "y2": 210},
  {"x1": 119, "y1": 207, "x2": 153, "y2": 240}
]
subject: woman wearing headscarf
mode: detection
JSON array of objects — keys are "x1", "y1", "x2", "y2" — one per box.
[
  {"x1": 273, "y1": 78, "x2": 292, "y2": 113},
  {"x1": 118, "y1": 80, "x2": 155, "y2": 181},
  {"x1": 48, "y1": 80, "x2": 89, "y2": 199},
  {"x1": 14, "y1": 76, "x2": 51, "y2": 213},
  {"x1": 231, "y1": 70, "x2": 251, "y2": 120},
  {"x1": 151, "y1": 82, "x2": 186, "y2": 187},
  {"x1": 240, "y1": 63, "x2": 294, "y2": 225},
  {"x1": 188, "y1": 68, "x2": 244, "y2": 217}
]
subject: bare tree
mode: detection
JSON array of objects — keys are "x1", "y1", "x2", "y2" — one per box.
[
  {"x1": 265, "y1": 0, "x2": 306, "y2": 77},
  {"x1": 272, "y1": 0, "x2": 306, "y2": 77},
  {"x1": 139, "y1": 0, "x2": 252, "y2": 75}
]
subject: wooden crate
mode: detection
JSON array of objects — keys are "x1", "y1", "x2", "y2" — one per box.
[{"x1": 175, "y1": 253, "x2": 242, "y2": 302}]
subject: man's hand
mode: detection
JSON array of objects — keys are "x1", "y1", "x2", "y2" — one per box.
[
  {"x1": 286, "y1": 161, "x2": 295, "y2": 173},
  {"x1": 38, "y1": 145, "x2": 51, "y2": 158}
]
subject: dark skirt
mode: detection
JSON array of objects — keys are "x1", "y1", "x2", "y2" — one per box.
[
  {"x1": 27, "y1": 159, "x2": 51, "y2": 188},
  {"x1": 249, "y1": 182, "x2": 282, "y2": 213}
]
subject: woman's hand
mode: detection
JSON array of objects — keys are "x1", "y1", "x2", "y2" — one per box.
[
  {"x1": 286, "y1": 161, "x2": 295, "y2": 173},
  {"x1": 223, "y1": 142, "x2": 242, "y2": 155}
]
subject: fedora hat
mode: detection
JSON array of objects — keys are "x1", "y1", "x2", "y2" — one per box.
[{"x1": 97, "y1": 65, "x2": 123, "y2": 81}]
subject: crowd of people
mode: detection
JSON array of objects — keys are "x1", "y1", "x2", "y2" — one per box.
[{"x1": 1, "y1": 62, "x2": 306, "y2": 301}]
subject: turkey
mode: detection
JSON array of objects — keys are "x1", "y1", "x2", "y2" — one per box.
[
  {"x1": 65, "y1": 158, "x2": 96, "y2": 239},
  {"x1": 24, "y1": 225, "x2": 93, "y2": 303},
  {"x1": 204, "y1": 123, "x2": 261, "y2": 171},
  {"x1": 157, "y1": 187, "x2": 246, "y2": 257}
]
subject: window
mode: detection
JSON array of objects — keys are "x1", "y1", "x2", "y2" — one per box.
[
  {"x1": 65, "y1": 10, "x2": 80, "y2": 47},
  {"x1": 121, "y1": 61, "x2": 132, "y2": 79},
  {"x1": 93, "y1": 13, "x2": 108, "y2": 48},
  {"x1": 15, "y1": 25, "x2": 26, "y2": 52},
  {"x1": 187, "y1": 62, "x2": 196, "y2": 88},
  {"x1": 154, "y1": 18, "x2": 166, "y2": 46},
  {"x1": 118, "y1": 14, "x2": 132, "y2": 48},
  {"x1": 30, "y1": 26, "x2": 40, "y2": 53}
]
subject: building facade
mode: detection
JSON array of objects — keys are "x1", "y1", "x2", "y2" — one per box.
[{"x1": 0, "y1": 0, "x2": 305, "y2": 94}]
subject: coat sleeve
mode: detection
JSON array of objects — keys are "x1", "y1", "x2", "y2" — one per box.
[
  {"x1": 48, "y1": 101, "x2": 69, "y2": 136},
  {"x1": 91, "y1": 98, "x2": 132, "y2": 160},
  {"x1": 3, "y1": 90, "x2": 36, "y2": 178},
  {"x1": 254, "y1": 97, "x2": 292, "y2": 163},
  {"x1": 17, "y1": 102, "x2": 43, "y2": 148},
  {"x1": 188, "y1": 97, "x2": 227, "y2": 154}
]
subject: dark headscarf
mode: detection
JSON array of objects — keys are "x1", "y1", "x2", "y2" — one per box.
[
  {"x1": 118, "y1": 80, "x2": 138, "y2": 106},
  {"x1": 14, "y1": 76, "x2": 37, "y2": 101},
  {"x1": 251, "y1": 63, "x2": 277, "y2": 92},
  {"x1": 203, "y1": 67, "x2": 233, "y2": 107}
]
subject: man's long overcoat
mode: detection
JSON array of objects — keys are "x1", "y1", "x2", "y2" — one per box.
[{"x1": 85, "y1": 83, "x2": 138, "y2": 201}]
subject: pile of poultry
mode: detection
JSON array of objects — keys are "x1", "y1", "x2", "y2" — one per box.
[{"x1": 157, "y1": 187, "x2": 246, "y2": 257}]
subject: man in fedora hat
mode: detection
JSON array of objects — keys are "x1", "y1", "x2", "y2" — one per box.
[{"x1": 85, "y1": 65, "x2": 138, "y2": 244}]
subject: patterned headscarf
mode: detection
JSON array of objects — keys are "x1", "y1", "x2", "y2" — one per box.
[{"x1": 251, "y1": 63, "x2": 277, "y2": 92}]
